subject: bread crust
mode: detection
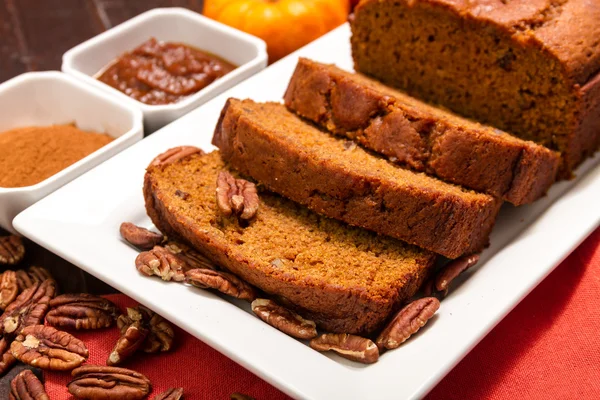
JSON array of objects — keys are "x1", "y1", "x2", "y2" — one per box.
[
  {"x1": 284, "y1": 58, "x2": 559, "y2": 205},
  {"x1": 351, "y1": 0, "x2": 600, "y2": 177}
]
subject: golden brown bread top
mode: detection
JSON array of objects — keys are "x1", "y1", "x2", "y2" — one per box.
[{"x1": 356, "y1": 0, "x2": 600, "y2": 85}]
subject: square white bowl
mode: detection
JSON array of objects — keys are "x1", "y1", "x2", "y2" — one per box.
[
  {"x1": 62, "y1": 7, "x2": 268, "y2": 133},
  {"x1": 0, "y1": 71, "x2": 143, "y2": 233}
]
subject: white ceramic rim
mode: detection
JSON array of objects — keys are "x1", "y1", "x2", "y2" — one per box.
[{"x1": 0, "y1": 71, "x2": 143, "y2": 195}]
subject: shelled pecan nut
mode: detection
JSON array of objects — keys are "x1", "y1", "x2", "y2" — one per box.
[
  {"x1": 0, "y1": 336, "x2": 16, "y2": 376},
  {"x1": 251, "y1": 299, "x2": 317, "y2": 339},
  {"x1": 15, "y1": 271, "x2": 34, "y2": 292},
  {"x1": 376, "y1": 297, "x2": 440, "y2": 351},
  {"x1": 15, "y1": 267, "x2": 54, "y2": 292},
  {"x1": 0, "y1": 271, "x2": 19, "y2": 310},
  {"x1": 164, "y1": 241, "x2": 217, "y2": 271},
  {"x1": 10, "y1": 325, "x2": 88, "y2": 370},
  {"x1": 0, "y1": 236, "x2": 25, "y2": 265},
  {"x1": 9, "y1": 369, "x2": 49, "y2": 400},
  {"x1": 142, "y1": 308, "x2": 174, "y2": 353},
  {"x1": 120, "y1": 222, "x2": 165, "y2": 250},
  {"x1": 153, "y1": 387, "x2": 184, "y2": 400},
  {"x1": 117, "y1": 306, "x2": 174, "y2": 354},
  {"x1": 26, "y1": 267, "x2": 53, "y2": 284},
  {"x1": 435, "y1": 254, "x2": 480, "y2": 292},
  {"x1": 0, "y1": 279, "x2": 56, "y2": 336},
  {"x1": 135, "y1": 246, "x2": 187, "y2": 282},
  {"x1": 310, "y1": 333, "x2": 379, "y2": 364},
  {"x1": 107, "y1": 320, "x2": 149, "y2": 366},
  {"x1": 68, "y1": 365, "x2": 151, "y2": 400},
  {"x1": 46, "y1": 293, "x2": 119, "y2": 330},
  {"x1": 216, "y1": 171, "x2": 259, "y2": 220},
  {"x1": 422, "y1": 278, "x2": 448, "y2": 300},
  {"x1": 150, "y1": 146, "x2": 203, "y2": 167},
  {"x1": 186, "y1": 268, "x2": 257, "y2": 301}
]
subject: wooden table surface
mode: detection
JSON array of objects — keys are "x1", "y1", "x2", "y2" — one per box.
[{"x1": 0, "y1": 0, "x2": 204, "y2": 293}]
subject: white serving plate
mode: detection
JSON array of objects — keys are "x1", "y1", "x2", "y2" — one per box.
[
  {"x1": 0, "y1": 71, "x2": 143, "y2": 233},
  {"x1": 62, "y1": 7, "x2": 267, "y2": 133},
  {"x1": 14, "y1": 25, "x2": 600, "y2": 399}
]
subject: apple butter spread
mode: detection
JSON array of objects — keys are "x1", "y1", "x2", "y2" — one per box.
[{"x1": 97, "y1": 38, "x2": 236, "y2": 105}]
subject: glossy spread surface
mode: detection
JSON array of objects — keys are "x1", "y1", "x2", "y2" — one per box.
[{"x1": 97, "y1": 38, "x2": 236, "y2": 105}]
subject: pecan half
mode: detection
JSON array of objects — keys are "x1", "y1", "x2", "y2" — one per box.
[
  {"x1": 11, "y1": 325, "x2": 88, "y2": 370},
  {"x1": 164, "y1": 241, "x2": 217, "y2": 271},
  {"x1": 0, "y1": 271, "x2": 19, "y2": 310},
  {"x1": 0, "y1": 336, "x2": 16, "y2": 376},
  {"x1": 68, "y1": 365, "x2": 151, "y2": 400},
  {"x1": 141, "y1": 308, "x2": 174, "y2": 353},
  {"x1": 136, "y1": 246, "x2": 187, "y2": 282},
  {"x1": 46, "y1": 293, "x2": 119, "y2": 330},
  {"x1": 117, "y1": 306, "x2": 174, "y2": 354},
  {"x1": 0, "y1": 236, "x2": 25, "y2": 265},
  {"x1": 435, "y1": 254, "x2": 480, "y2": 292},
  {"x1": 120, "y1": 222, "x2": 165, "y2": 250},
  {"x1": 153, "y1": 387, "x2": 184, "y2": 400},
  {"x1": 310, "y1": 333, "x2": 379, "y2": 364},
  {"x1": 150, "y1": 146, "x2": 203, "y2": 167},
  {"x1": 376, "y1": 297, "x2": 440, "y2": 351},
  {"x1": 0, "y1": 279, "x2": 56, "y2": 336},
  {"x1": 9, "y1": 369, "x2": 49, "y2": 400},
  {"x1": 216, "y1": 171, "x2": 259, "y2": 220},
  {"x1": 15, "y1": 267, "x2": 53, "y2": 292},
  {"x1": 107, "y1": 319, "x2": 149, "y2": 366},
  {"x1": 186, "y1": 268, "x2": 257, "y2": 301},
  {"x1": 251, "y1": 299, "x2": 317, "y2": 339},
  {"x1": 26, "y1": 267, "x2": 53, "y2": 284}
]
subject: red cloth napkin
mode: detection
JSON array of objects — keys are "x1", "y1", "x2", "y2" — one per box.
[{"x1": 44, "y1": 227, "x2": 600, "y2": 399}]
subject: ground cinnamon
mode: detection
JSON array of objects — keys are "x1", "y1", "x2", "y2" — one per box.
[{"x1": 0, "y1": 124, "x2": 114, "y2": 188}]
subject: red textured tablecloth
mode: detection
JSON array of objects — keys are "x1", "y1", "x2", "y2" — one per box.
[{"x1": 44, "y1": 227, "x2": 600, "y2": 399}]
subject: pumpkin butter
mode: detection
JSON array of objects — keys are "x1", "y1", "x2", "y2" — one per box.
[{"x1": 97, "y1": 38, "x2": 236, "y2": 105}]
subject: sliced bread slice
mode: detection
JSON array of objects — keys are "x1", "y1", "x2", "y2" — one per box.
[
  {"x1": 144, "y1": 149, "x2": 435, "y2": 334},
  {"x1": 213, "y1": 98, "x2": 502, "y2": 259},
  {"x1": 284, "y1": 58, "x2": 559, "y2": 205}
]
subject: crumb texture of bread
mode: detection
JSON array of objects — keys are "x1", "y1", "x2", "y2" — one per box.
[
  {"x1": 350, "y1": 0, "x2": 600, "y2": 177},
  {"x1": 284, "y1": 58, "x2": 560, "y2": 205},
  {"x1": 213, "y1": 98, "x2": 502, "y2": 259},
  {"x1": 144, "y1": 151, "x2": 436, "y2": 334}
]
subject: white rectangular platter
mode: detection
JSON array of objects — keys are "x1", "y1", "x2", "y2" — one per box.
[{"x1": 13, "y1": 25, "x2": 600, "y2": 399}]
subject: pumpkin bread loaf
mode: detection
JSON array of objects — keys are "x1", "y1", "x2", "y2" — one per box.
[
  {"x1": 284, "y1": 58, "x2": 559, "y2": 205},
  {"x1": 350, "y1": 0, "x2": 600, "y2": 177},
  {"x1": 213, "y1": 98, "x2": 502, "y2": 259},
  {"x1": 144, "y1": 150, "x2": 435, "y2": 334}
]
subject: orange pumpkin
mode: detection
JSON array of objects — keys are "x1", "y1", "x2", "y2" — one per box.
[{"x1": 204, "y1": 0, "x2": 349, "y2": 63}]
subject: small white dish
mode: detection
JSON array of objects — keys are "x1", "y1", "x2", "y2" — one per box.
[
  {"x1": 13, "y1": 26, "x2": 600, "y2": 399},
  {"x1": 62, "y1": 7, "x2": 268, "y2": 133},
  {"x1": 0, "y1": 71, "x2": 143, "y2": 233}
]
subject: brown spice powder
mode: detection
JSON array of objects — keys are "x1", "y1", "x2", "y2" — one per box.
[{"x1": 0, "y1": 124, "x2": 114, "y2": 188}]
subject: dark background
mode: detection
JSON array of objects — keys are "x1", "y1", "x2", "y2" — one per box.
[{"x1": 1, "y1": 0, "x2": 205, "y2": 293}]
